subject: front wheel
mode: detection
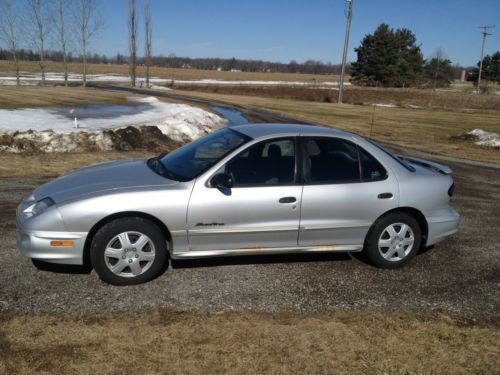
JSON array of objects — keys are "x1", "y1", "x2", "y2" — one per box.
[
  {"x1": 90, "y1": 217, "x2": 168, "y2": 285},
  {"x1": 364, "y1": 213, "x2": 422, "y2": 269}
]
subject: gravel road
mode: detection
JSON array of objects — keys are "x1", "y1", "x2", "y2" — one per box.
[{"x1": 0, "y1": 159, "x2": 498, "y2": 316}]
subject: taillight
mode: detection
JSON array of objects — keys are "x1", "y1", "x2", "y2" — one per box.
[{"x1": 448, "y1": 182, "x2": 455, "y2": 197}]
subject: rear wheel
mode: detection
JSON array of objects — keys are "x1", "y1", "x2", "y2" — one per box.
[
  {"x1": 90, "y1": 217, "x2": 168, "y2": 285},
  {"x1": 364, "y1": 212, "x2": 421, "y2": 269}
]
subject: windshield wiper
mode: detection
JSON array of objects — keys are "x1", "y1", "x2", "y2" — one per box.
[
  {"x1": 147, "y1": 156, "x2": 168, "y2": 177},
  {"x1": 147, "y1": 155, "x2": 185, "y2": 181}
]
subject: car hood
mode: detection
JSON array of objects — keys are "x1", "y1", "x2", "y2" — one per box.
[{"x1": 33, "y1": 160, "x2": 179, "y2": 203}]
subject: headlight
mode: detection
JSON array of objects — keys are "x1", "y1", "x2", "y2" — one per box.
[{"x1": 23, "y1": 197, "x2": 55, "y2": 219}]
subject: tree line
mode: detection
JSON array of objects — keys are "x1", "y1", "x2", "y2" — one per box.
[{"x1": 0, "y1": 47, "x2": 347, "y2": 75}]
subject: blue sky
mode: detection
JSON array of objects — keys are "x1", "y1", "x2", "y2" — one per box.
[{"x1": 94, "y1": 0, "x2": 499, "y2": 67}]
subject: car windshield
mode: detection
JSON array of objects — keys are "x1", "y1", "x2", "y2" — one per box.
[{"x1": 158, "y1": 128, "x2": 251, "y2": 181}]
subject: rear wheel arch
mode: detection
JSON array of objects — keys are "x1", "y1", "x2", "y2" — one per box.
[
  {"x1": 83, "y1": 212, "x2": 172, "y2": 267},
  {"x1": 367, "y1": 207, "x2": 428, "y2": 247}
]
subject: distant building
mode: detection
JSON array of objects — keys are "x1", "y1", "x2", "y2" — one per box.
[{"x1": 460, "y1": 70, "x2": 467, "y2": 82}]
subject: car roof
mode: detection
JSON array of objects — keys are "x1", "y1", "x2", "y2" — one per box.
[{"x1": 231, "y1": 123, "x2": 354, "y2": 139}]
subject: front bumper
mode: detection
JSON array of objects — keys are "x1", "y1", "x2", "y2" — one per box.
[
  {"x1": 16, "y1": 200, "x2": 87, "y2": 265},
  {"x1": 426, "y1": 207, "x2": 460, "y2": 246}
]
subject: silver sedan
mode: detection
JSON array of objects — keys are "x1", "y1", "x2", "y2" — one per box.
[{"x1": 16, "y1": 124, "x2": 459, "y2": 285}]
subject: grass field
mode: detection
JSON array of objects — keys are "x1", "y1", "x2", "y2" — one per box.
[
  {"x1": 165, "y1": 89, "x2": 500, "y2": 164},
  {"x1": 0, "y1": 86, "x2": 135, "y2": 109},
  {"x1": 0, "y1": 151, "x2": 150, "y2": 178},
  {"x1": 0, "y1": 85, "x2": 203, "y2": 110},
  {"x1": 0, "y1": 310, "x2": 497, "y2": 375},
  {"x1": 175, "y1": 84, "x2": 500, "y2": 111},
  {"x1": 0, "y1": 60, "x2": 341, "y2": 82}
]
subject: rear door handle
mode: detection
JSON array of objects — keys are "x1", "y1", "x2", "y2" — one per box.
[
  {"x1": 279, "y1": 197, "x2": 297, "y2": 204},
  {"x1": 378, "y1": 193, "x2": 393, "y2": 199}
]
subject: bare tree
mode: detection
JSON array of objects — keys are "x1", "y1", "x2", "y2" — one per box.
[
  {"x1": 56, "y1": 0, "x2": 70, "y2": 86},
  {"x1": 0, "y1": 0, "x2": 21, "y2": 85},
  {"x1": 128, "y1": 0, "x2": 137, "y2": 87},
  {"x1": 73, "y1": 0, "x2": 103, "y2": 87},
  {"x1": 144, "y1": 0, "x2": 152, "y2": 87},
  {"x1": 431, "y1": 47, "x2": 446, "y2": 90},
  {"x1": 26, "y1": 0, "x2": 53, "y2": 86}
]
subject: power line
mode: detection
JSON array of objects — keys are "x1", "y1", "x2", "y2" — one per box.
[
  {"x1": 338, "y1": 0, "x2": 353, "y2": 104},
  {"x1": 477, "y1": 25, "x2": 495, "y2": 91}
]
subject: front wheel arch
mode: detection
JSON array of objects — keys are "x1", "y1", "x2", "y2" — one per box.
[{"x1": 83, "y1": 212, "x2": 172, "y2": 267}]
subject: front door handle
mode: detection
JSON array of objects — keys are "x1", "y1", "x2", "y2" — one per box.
[
  {"x1": 279, "y1": 197, "x2": 297, "y2": 204},
  {"x1": 378, "y1": 193, "x2": 393, "y2": 199}
]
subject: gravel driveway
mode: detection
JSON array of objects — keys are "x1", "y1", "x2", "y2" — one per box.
[{"x1": 0, "y1": 160, "x2": 498, "y2": 316}]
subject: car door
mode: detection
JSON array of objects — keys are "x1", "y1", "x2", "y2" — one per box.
[
  {"x1": 187, "y1": 137, "x2": 302, "y2": 251},
  {"x1": 298, "y1": 137, "x2": 399, "y2": 248}
]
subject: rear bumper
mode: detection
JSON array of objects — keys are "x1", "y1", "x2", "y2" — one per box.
[
  {"x1": 425, "y1": 208, "x2": 460, "y2": 246},
  {"x1": 16, "y1": 227, "x2": 87, "y2": 265}
]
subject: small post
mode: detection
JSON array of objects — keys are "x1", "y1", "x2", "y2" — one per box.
[{"x1": 74, "y1": 117, "x2": 78, "y2": 128}]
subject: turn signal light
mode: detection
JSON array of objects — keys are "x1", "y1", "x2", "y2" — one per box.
[{"x1": 50, "y1": 241, "x2": 74, "y2": 247}]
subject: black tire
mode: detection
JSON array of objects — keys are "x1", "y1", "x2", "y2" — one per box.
[
  {"x1": 364, "y1": 212, "x2": 422, "y2": 269},
  {"x1": 90, "y1": 217, "x2": 168, "y2": 285}
]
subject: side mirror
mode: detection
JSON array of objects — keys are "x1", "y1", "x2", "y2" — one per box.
[{"x1": 211, "y1": 173, "x2": 233, "y2": 189}]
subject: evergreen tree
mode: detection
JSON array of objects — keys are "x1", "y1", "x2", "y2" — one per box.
[
  {"x1": 351, "y1": 23, "x2": 425, "y2": 87},
  {"x1": 468, "y1": 51, "x2": 500, "y2": 84}
]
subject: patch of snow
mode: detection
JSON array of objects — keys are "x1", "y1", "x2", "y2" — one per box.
[
  {"x1": 149, "y1": 85, "x2": 172, "y2": 91},
  {"x1": 0, "y1": 96, "x2": 226, "y2": 142},
  {"x1": 468, "y1": 129, "x2": 500, "y2": 148},
  {"x1": 372, "y1": 103, "x2": 399, "y2": 108},
  {"x1": 0, "y1": 72, "x2": 345, "y2": 88}
]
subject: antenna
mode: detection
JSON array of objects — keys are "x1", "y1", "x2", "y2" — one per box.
[{"x1": 477, "y1": 25, "x2": 495, "y2": 91}]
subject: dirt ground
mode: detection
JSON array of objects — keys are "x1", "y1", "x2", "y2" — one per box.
[
  {"x1": 0, "y1": 158, "x2": 499, "y2": 374},
  {"x1": 0, "y1": 158, "x2": 498, "y2": 316}
]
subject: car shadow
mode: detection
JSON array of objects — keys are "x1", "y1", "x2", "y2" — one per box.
[
  {"x1": 171, "y1": 252, "x2": 353, "y2": 269},
  {"x1": 32, "y1": 259, "x2": 93, "y2": 274}
]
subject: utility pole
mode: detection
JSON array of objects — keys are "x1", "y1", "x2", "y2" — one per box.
[
  {"x1": 477, "y1": 25, "x2": 495, "y2": 92},
  {"x1": 338, "y1": 0, "x2": 353, "y2": 104}
]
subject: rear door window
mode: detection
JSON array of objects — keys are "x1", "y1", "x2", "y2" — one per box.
[{"x1": 303, "y1": 138, "x2": 361, "y2": 183}]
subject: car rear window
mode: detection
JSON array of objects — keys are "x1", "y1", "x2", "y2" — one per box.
[{"x1": 366, "y1": 139, "x2": 416, "y2": 172}]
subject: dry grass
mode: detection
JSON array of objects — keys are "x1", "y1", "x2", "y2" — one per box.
[
  {"x1": 0, "y1": 309, "x2": 497, "y2": 375},
  {"x1": 0, "y1": 151, "x2": 151, "y2": 178},
  {"x1": 0, "y1": 85, "x2": 207, "y2": 112},
  {"x1": 0, "y1": 60, "x2": 340, "y2": 83},
  {"x1": 168, "y1": 89, "x2": 500, "y2": 164},
  {"x1": 0, "y1": 86, "x2": 135, "y2": 109},
  {"x1": 175, "y1": 84, "x2": 500, "y2": 111}
]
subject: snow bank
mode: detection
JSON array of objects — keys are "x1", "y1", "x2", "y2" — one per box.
[
  {"x1": 0, "y1": 96, "x2": 225, "y2": 141},
  {"x1": 0, "y1": 96, "x2": 226, "y2": 152},
  {"x1": 467, "y1": 129, "x2": 500, "y2": 148}
]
